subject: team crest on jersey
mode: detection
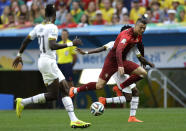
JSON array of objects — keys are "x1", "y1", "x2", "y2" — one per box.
[
  {"x1": 105, "y1": 73, "x2": 108, "y2": 78},
  {"x1": 121, "y1": 39, "x2": 126, "y2": 44}
]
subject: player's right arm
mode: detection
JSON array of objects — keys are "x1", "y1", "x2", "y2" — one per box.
[
  {"x1": 116, "y1": 37, "x2": 128, "y2": 75},
  {"x1": 76, "y1": 41, "x2": 115, "y2": 55},
  {"x1": 12, "y1": 27, "x2": 36, "y2": 68}
]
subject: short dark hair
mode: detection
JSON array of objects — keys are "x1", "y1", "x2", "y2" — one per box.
[
  {"x1": 136, "y1": 18, "x2": 147, "y2": 25},
  {"x1": 45, "y1": 4, "x2": 56, "y2": 18},
  {"x1": 120, "y1": 25, "x2": 132, "y2": 32},
  {"x1": 62, "y1": 29, "x2": 69, "y2": 34}
]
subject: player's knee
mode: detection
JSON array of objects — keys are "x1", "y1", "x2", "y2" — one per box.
[
  {"x1": 139, "y1": 68, "x2": 147, "y2": 78},
  {"x1": 96, "y1": 83, "x2": 104, "y2": 89},
  {"x1": 132, "y1": 88, "x2": 139, "y2": 96},
  {"x1": 48, "y1": 91, "x2": 59, "y2": 100},
  {"x1": 124, "y1": 93, "x2": 132, "y2": 103}
]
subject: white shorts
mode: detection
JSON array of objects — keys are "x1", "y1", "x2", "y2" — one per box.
[
  {"x1": 112, "y1": 72, "x2": 136, "y2": 94},
  {"x1": 38, "y1": 56, "x2": 65, "y2": 85}
]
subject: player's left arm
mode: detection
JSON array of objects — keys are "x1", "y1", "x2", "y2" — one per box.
[
  {"x1": 138, "y1": 56, "x2": 155, "y2": 68},
  {"x1": 134, "y1": 46, "x2": 155, "y2": 68}
]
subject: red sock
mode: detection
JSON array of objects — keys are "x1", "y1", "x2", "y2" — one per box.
[
  {"x1": 120, "y1": 74, "x2": 142, "y2": 89},
  {"x1": 77, "y1": 82, "x2": 96, "y2": 92}
]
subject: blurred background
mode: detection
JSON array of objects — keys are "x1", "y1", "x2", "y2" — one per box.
[{"x1": 0, "y1": 0, "x2": 186, "y2": 110}]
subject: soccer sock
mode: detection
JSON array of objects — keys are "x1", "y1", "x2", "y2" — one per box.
[
  {"x1": 21, "y1": 93, "x2": 46, "y2": 106},
  {"x1": 106, "y1": 96, "x2": 126, "y2": 104},
  {"x1": 62, "y1": 96, "x2": 78, "y2": 122},
  {"x1": 130, "y1": 97, "x2": 139, "y2": 116},
  {"x1": 120, "y1": 74, "x2": 142, "y2": 89},
  {"x1": 76, "y1": 82, "x2": 96, "y2": 93}
]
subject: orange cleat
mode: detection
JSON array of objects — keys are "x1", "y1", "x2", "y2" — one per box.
[
  {"x1": 128, "y1": 116, "x2": 144, "y2": 122},
  {"x1": 69, "y1": 87, "x2": 75, "y2": 98},
  {"x1": 113, "y1": 86, "x2": 122, "y2": 96},
  {"x1": 98, "y1": 97, "x2": 106, "y2": 106}
]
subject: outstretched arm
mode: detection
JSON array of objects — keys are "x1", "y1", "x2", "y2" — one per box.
[
  {"x1": 12, "y1": 36, "x2": 32, "y2": 68},
  {"x1": 76, "y1": 46, "x2": 106, "y2": 55},
  {"x1": 49, "y1": 37, "x2": 83, "y2": 50},
  {"x1": 76, "y1": 41, "x2": 115, "y2": 55},
  {"x1": 138, "y1": 56, "x2": 155, "y2": 68}
]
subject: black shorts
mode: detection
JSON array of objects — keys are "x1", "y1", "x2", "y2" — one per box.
[{"x1": 58, "y1": 63, "x2": 74, "y2": 82}]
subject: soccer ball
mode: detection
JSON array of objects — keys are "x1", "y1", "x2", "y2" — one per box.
[{"x1": 90, "y1": 102, "x2": 104, "y2": 116}]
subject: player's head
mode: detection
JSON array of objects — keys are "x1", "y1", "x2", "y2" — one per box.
[
  {"x1": 134, "y1": 18, "x2": 147, "y2": 35},
  {"x1": 62, "y1": 29, "x2": 69, "y2": 40},
  {"x1": 120, "y1": 25, "x2": 132, "y2": 32},
  {"x1": 45, "y1": 4, "x2": 56, "y2": 23}
]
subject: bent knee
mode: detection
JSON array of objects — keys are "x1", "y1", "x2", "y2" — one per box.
[
  {"x1": 137, "y1": 67, "x2": 147, "y2": 78},
  {"x1": 96, "y1": 83, "x2": 104, "y2": 89},
  {"x1": 47, "y1": 91, "x2": 59, "y2": 100},
  {"x1": 132, "y1": 88, "x2": 139, "y2": 96},
  {"x1": 124, "y1": 93, "x2": 132, "y2": 103}
]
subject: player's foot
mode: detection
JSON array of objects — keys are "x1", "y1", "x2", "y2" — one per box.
[
  {"x1": 128, "y1": 116, "x2": 143, "y2": 122},
  {"x1": 16, "y1": 98, "x2": 24, "y2": 118},
  {"x1": 113, "y1": 86, "x2": 122, "y2": 96},
  {"x1": 70, "y1": 120, "x2": 91, "y2": 128},
  {"x1": 98, "y1": 97, "x2": 106, "y2": 106},
  {"x1": 69, "y1": 87, "x2": 75, "y2": 98}
]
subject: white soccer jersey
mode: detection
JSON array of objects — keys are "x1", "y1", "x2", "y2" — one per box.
[
  {"x1": 103, "y1": 41, "x2": 141, "y2": 61},
  {"x1": 28, "y1": 23, "x2": 65, "y2": 85},
  {"x1": 29, "y1": 23, "x2": 58, "y2": 59}
]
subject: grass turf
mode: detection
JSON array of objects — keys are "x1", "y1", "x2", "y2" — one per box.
[{"x1": 0, "y1": 108, "x2": 186, "y2": 131}]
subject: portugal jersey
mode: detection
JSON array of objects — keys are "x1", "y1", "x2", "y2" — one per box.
[
  {"x1": 103, "y1": 41, "x2": 141, "y2": 62},
  {"x1": 28, "y1": 23, "x2": 58, "y2": 60}
]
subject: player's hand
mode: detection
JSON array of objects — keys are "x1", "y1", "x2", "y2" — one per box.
[
  {"x1": 76, "y1": 48, "x2": 86, "y2": 55},
  {"x1": 149, "y1": 62, "x2": 155, "y2": 68},
  {"x1": 12, "y1": 56, "x2": 23, "y2": 68},
  {"x1": 118, "y1": 67, "x2": 125, "y2": 76},
  {"x1": 73, "y1": 36, "x2": 83, "y2": 46}
]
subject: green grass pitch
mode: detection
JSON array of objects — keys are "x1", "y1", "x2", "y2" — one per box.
[{"x1": 0, "y1": 108, "x2": 186, "y2": 131}]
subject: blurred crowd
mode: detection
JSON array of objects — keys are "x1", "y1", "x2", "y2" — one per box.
[{"x1": 0, "y1": 0, "x2": 186, "y2": 29}]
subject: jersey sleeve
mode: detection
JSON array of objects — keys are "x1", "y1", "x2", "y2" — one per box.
[
  {"x1": 103, "y1": 41, "x2": 115, "y2": 50},
  {"x1": 48, "y1": 25, "x2": 58, "y2": 40},
  {"x1": 28, "y1": 26, "x2": 37, "y2": 40},
  {"x1": 116, "y1": 36, "x2": 128, "y2": 67}
]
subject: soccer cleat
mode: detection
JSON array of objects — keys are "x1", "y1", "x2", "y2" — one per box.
[
  {"x1": 70, "y1": 120, "x2": 91, "y2": 128},
  {"x1": 69, "y1": 87, "x2": 75, "y2": 98},
  {"x1": 16, "y1": 98, "x2": 24, "y2": 118},
  {"x1": 128, "y1": 116, "x2": 144, "y2": 122},
  {"x1": 98, "y1": 97, "x2": 106, "y2": 106},
  {"x1": 113, "y1": 86, "x2": 122, "y2": 96}
]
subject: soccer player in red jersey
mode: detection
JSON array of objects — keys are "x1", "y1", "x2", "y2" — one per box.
[{"x1": 70, "y1": 18, "x2": 153, "y2": 120}]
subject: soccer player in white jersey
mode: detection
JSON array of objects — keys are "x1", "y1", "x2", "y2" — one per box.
[
  {"x1": 76, "y1": 25, "x2": 154, "y2": 122},
  {"x1": 12, "y1": 4, "x2": 90, "y2": 128}
]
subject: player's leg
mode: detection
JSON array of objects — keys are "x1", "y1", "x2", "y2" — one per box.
[
  {"x1": 128, "y1": 87, "x2": 143, "y2": 122},
  {"x1": 16, "y1": 78, "x2": 59, "y2": 118},
  {"x1": 57, "y1": 69, "x2": 90, "y2": 128},
  {"x1": 69, "y1": 58, "x2": 117, "y2": 97},
  {"x1": 120, "y1": 61, "x2": 146, "y2": 89},
  {"x1": 16, "y1": 58, "x2": 60, "y2": 118}
]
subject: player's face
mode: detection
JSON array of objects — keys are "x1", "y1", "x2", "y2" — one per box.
[
  {"x1": 62, "y1": 31, "x2": 68, "y2": 41},
  {"x1": 135, "y1": 23, "x2": 146, "y2": 35}
]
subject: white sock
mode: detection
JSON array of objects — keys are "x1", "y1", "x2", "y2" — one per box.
[
  {"x1": 73, "y1": 88, "x2": 78, "y2": 94},
  {"x1": 62, "y1": 96, "x2": 78, "y2": 122},
  {"x1": 130, "y1": 97, "x2": 139, "y2": 116},
  {"x1": 21, "y1": 93, "x2": 46, "y2": 106},
  {"x1": 106, "y1": 96, "x2": 126, "y2": 104}
]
